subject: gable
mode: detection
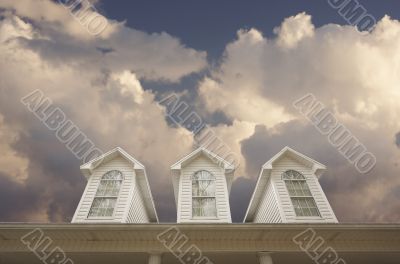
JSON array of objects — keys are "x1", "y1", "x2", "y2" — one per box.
[
  {"x1": 74, "y1": 147, "x2": 158, "y2": 223},
  {"x1": 244, "y1": 147, "x2": 334, "y2": 223}
]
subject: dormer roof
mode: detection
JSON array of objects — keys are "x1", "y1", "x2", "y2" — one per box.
[
  {"x1": 170, "y1": 147, "x2": 234, "y2": 171},
  {"x1": 80, "y1": 147, "x2": 158, "y2": 222},
  {"x1": 170, "y1": 147, "x2": 235, "y2": 206},
  {"x1": 244, "y1": 146, "x2": 326, "y2": 222}
]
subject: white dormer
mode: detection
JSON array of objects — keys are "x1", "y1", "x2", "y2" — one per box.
[
  {"x1": 244, "y1": 146, "x2": 338, "y2": 223},
  {"x1": 171, "y1": 147, "x2": 234, "y2": 223},
  {"x1": 72, "y1": 147, "x2": 158, "y2": 223}
]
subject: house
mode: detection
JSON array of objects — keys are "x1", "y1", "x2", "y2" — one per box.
[{"x1": 0, "y1": 146, "x2": 399, "y2": 264}]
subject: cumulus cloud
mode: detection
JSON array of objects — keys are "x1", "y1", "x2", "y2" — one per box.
[
  {"x1": 0, "y1": 0, "x2": 118, "y2": 40},
  {"x1": 0, "y1": 1, "x2": 207, "y2": 82},
  {"x1": 0, "y1": 3, "x2": 399, "y2": 223},
  {"x1": 199, "y1": 13, "x2": 400, "y2": 222},
  {"x1": 0, "y1": 10, "x2": 200, "y2": 221},
  {"x1": 274, "y1": 12, "x2": 314, "y2": 48}
]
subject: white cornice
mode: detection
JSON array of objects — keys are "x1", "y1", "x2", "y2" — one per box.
[{"x1": 1, "y1": 223, "x2": 399, "y2": 253}]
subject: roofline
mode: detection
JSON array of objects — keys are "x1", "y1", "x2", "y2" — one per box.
[
  {"x1": 170, "y1": 147, "x2": 234, "y2": 171},
  {"x1": 80, "y1": 147, "x2": 145, "y2": 174},
  {"x1": 262, "y1": 146, "x2": 326, "y2": 171},
  {"x1": 1, "y1": 222, "x2": 399, "y2": 228},
  {"x1": 1, "y1": 223, "x2": 399, "y2": 253}
]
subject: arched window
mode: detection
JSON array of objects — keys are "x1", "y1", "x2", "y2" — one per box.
[
  {"x1": 88, "y1": 170, "x2": 123, "y2": 217},
  {"x1": 282, "y1": 170, "x2": 320, "y2": 217},
  {"x1": 192, "y1": 170, "x2": 217, "y2": 217}
]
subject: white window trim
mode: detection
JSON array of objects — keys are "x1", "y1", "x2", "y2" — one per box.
[
  {"x1": 87, "y1": 170, "x2": 124, "y2": 219},
  {"x1": 191, "y1": 170, "x2": 218, "y2": 219},
  {"x1": 282, "y1": 170, "x2": 321, "y2": 218}
]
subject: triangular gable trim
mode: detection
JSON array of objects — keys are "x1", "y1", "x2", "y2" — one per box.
[{"x1": 170, "y1": 147, "x2": 234, "y2": 171}]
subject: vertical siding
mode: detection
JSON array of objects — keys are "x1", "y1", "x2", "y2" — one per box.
[
  {"x1": 72, "y1": 157, "x2": 134, "y2": 223},
  {"x1": 272, "y1": 156, "x2": 338, "y2": 223},
  {"x1": 178, "y1": 155, "x2": 231, "y2": 223},
  {"x1": 126, "y1": 175, "x2": 149, "y2": 223},
  {"x1": 253, "y1": 177, "x2": 282, "y2": 223}
]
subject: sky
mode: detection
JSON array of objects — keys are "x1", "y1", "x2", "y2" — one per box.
[{"x1": 0, "y1": 0, "x2": 399, "y2": 223}]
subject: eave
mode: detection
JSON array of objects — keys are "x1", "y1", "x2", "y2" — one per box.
[{"x1": 1, "y1": 223, "x2": 399, "y2": 253}]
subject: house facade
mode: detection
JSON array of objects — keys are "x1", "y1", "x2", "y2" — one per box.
[{"x1": 0, "y1": 146, "x2": 399, "y2": 264}]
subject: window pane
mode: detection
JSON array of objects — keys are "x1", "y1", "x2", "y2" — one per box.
[
  {"x1": 89, "y1": 170, "x2": 123, "y2": 218},
  {"x1": 192, "y1": 197, "x2": 216, "y2": 217},
  {"x1": 295, "y1": 208, "x2": 303, "y2": 216},
  {"x1": 88, "y1": 197, "x2": 117, "y2": 217},
  {"x1": 192, "y1": 171, "x2": 217, "y2": 217},
  {"x1": 102, "y1": 170, "x2": 123, "y2": 180},
  {"x1": 291, "y1": 197, "x2": 320, "y2": 217},
  {"x1": 283, "y1": 170, "x2": 320, "y2": 217}
]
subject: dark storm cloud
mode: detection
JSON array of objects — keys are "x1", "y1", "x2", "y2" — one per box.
[
  {"x1": 0, "y1": 172, "x2": 41, "y2": 221},
  {"x1": 0, "y1": 126, "x2": 85, "y2": 222},
  {"x1": 396, "y1": 132, "x2": 400, "y2": 148},
  {"x1": 12, "y1": 129, "x2": 85, "y2": 222},
  {"x1": 229, "y1": 177, "x2": 256, "y2": 222}
]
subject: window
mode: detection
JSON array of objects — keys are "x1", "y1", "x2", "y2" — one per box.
[
  {"x1": 282, "y1": 170, "x2": 320, "y2": 217},
  {"x1": 88, "y1": 170, "x2": 123, "y2": 218},
  {"x1": 192, "y1": 170, "x2": 217, "y2": 218}
]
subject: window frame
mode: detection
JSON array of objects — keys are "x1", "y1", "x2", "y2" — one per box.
[
  {"x1": 282, "y1": 170, "x2": 321, "y2": 218},
  {"x1": 87, "y1": 170, "x2": 124, "y2": 219},
  {"x1": 191, "y1": 170, "x2": 218, "y2": 219}
]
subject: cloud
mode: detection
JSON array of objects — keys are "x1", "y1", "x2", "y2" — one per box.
[
  {"x1": 0, "y1": 11, "x2": 199, "y2": 221},
  {"x1": 198, "y1": 13, "x2": 400, "y2": 222},
  {"x1": 0, "y1": 4, "x2": 399, "y2": 223},
  {"x1": 0, "y1": 0, "x2": 118, "y2": 40},
  {"x1": 274, "y1": 12, "x2": 314, "y2": 48},
  {"x1": 241, "y1": 121, "x2": 400, "y2": 222},
  {"x1": 0, "y1": 1, "x2": 207, "y2": 82},
  {"x1": 396, "y1": 132, "x2": 400, "y2": 148}
]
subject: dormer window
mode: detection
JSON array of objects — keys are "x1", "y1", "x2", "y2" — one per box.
[
  {"x1": 282, "y1": 170, "x2": 320, "y2": 217},
  {"x1": 192, "y1": 170, "x2": 217, "y2": 218},
  {"x1": 88, "y1": 170, "x2": 123, "y2": 218}
]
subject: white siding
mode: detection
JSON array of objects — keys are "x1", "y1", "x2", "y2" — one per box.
[
  {"x1": 271, "y1": 156, "x2": 338, "y2": 223},
  {"x1": 178, "y1": 155, "x2": 231, "y2": 223},
  {"x1": 72, "y1": 156, "x2": 134, "y2": 223},
  {"x1": 253, "y1": 177, "x2": 282, "y2": 223},
  {"x1": 126, "y1": 179, "x2": 149, "y2": 223}
]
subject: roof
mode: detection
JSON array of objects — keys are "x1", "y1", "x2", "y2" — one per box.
[
  {"x1": 244, "y1": 146, "x2": 326, "y2": 222},
  {"x1": 80, "y1": 147, "x2": 158, "y2": 222},
  {"x1": 80, "y1": 147, "x2": 145, "y2": 177},
  {"x1": 170, "y1": 147, "x2": 235, "y2": 205},
  {"x1": 170, "y1": 147, "x2": 235, "y2": 171}
]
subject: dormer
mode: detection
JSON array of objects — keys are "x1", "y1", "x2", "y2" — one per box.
[
  {"x1": 171, "y1": 147, "x2": 234, "y2": 223},
  {"x1": 72, "y1": 147, "x2": 158, "y2": 223},
  {"x1": 244, "y1": 146, "x2": 338, "y2": 223}
]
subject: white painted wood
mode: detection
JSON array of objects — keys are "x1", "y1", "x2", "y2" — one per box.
[
  {"x1": 258, "y1": 253, "x2": 273, "y2": 264},
  {"x1": 253, "y1": 177, "x2": 282, "y2": 223},
  {"x1": 148, "y1": 253, "x2": 162, "y2": 264},
  {"x1": 245, "y1": 147, "x2": 338, "y2": 223},
  {"x1": 272, "y1": 156, "x2": 337, "y2": 223},
  {"x1": 72, "y1": 156, "x2": 133, "y2": 223},
  {"x1": 72, "y1": 148, "x2": 157, "y2": 223},
  {"x1": 173, "y1": 148, "x2": 233, "y2": 223}
]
